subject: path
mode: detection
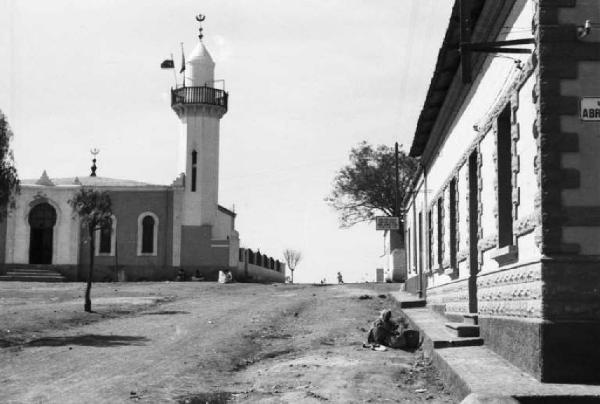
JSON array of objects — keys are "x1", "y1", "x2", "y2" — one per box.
[{"x1": 0, "y1": 282, "x2": 456, "y2": 403}]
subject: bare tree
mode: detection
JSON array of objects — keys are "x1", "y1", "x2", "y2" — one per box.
[
  {"x1": 283, "y1": 249, "x2": 302, "y2": 283},
  {"x1": 69, "y1": 188, "x2": 112, "y2": 312}
]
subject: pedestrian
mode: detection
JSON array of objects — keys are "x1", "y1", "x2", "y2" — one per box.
[{"x1": 337, "y1": 272, "x2": 344, "y2": 284}]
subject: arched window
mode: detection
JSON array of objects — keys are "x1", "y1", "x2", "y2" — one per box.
[
  {"x1": 142, "y1": 216, "x2": 154, "y2": 253},
  {"x1": 95, "y1": 215, "x2": 117, "y2": 256},
  {"x1": 137, "y1": 212, "x2": 158, "y2": 256}
]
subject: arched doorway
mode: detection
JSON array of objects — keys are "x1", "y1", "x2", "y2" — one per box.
[{"x1": 28, "y1": 203, "x2": 57, "y2": 264}]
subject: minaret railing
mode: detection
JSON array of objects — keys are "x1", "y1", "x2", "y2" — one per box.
[{"x1": 171, "y1": 86, "x2": 228, "y2": 109}]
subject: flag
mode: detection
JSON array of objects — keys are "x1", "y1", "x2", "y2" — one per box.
[
  {"x1": 160, "y1": 59, "x2": 174, "y2": 69},
  {"x1": 179, "y1": 43, "x2": 186, "y2": 73}
]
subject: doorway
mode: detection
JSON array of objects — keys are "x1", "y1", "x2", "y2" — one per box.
[
  {"x1": 468, "y1": 151, "x2": 479, "y2": 313},
  {"x1": 28, "y1": 203, "x2": 57, "y2": 264}
]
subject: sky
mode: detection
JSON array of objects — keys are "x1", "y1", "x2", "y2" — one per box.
[{"x1": 0, "y1": 0, "x2": 453, "y2": 283}]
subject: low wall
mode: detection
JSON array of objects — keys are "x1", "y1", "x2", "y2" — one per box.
[{"x1": 234, "y1": 263, "x2": 285, "y2": 283}]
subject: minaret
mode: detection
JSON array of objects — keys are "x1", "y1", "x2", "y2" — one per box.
[{"x1": 171, "y1": 15, "x2": 228, "y2": 227}]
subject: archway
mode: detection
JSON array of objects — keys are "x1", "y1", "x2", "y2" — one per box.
[{"x1": 28, "y1": 203, "x2": 57, "y2": 264}]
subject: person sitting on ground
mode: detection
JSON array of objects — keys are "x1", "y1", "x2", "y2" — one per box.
[
  {"x1": 191, "y1": 269, "x2": 204, "y2": 281},
  {"x1": 218, "y1": 269, "x2": 233, "y2": 284},
  {"x1": 367, "y1": 309, "x2": 406, "y2": 349},
  {"x1": 176, "y1": 268, "x2": 186, "y2": 282}
]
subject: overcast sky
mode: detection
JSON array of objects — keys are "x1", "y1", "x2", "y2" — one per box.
[{"x1": 0, "y1": 0, "x2": 453, "y2": 283}]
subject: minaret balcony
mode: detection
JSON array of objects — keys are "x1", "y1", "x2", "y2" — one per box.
[{"x1": 171, "y1": 86, "x2": 228, "y2": 111}]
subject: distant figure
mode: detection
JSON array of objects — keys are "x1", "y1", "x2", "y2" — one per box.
[
  {"x1": 367, "y1": 309, "x2": 405, "y2": 349},
  {"x1": 337, "y1": 272, "x2": 344, "y2": 284},
  {"x1": 191, "y1": 269, "x2": 204, "y2": 282},
  {"x1": 176, "y1": 268, "x2": 186, "y2": 282},
  {"x1": 218, "y1": 269, "x2": 233, "y2": 284}
]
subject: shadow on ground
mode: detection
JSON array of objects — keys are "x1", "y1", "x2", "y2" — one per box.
[
  {"x1": 142, "y1": 310, "x2": 190, "y2": 316},
  {"x1": 24, "y1": 334, "x2": 150, "y2": 347},
  {"x1": 178, "y1": 391, "x2": 233, "y2": 404}
]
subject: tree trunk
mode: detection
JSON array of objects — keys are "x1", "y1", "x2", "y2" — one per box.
[
  {"x1": 397, "y1": 221, "x2": 405, "y2": 245},
  {"x1": 84, "y1": 226, "x2": 94, "y2": 312},
  {"x1": 291, "y1": 269, "x2": 294, "y2": 283}
]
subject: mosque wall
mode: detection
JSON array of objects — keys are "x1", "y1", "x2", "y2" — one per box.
[{"x1": 80, "y1": 190, "x2": 173, "y2": 281}]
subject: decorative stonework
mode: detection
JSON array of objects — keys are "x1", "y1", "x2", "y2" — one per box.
[
  {"x1": 35, "y1": 170, "x2": 55, "y2": 187},
  {"x1": 534, "y1": 0, "x2": 597, "y2": 255},
  {"x1": 426, "y1": 279, "x2": 470, "y2": 314},
  {"x1": 477, "y1": 263, "x2": 543, "y2": 318},
  {"x1": 515, "y1": 213, "x2": 539, "y2": 236},
  {"x1": 511, "y1": 102, "x2": 521, "y2": 223},
  {"x1": 457, "y1": 248, "x2": 469, "y2": 263}
]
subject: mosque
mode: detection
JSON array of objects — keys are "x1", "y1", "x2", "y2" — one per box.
[{"x1": 0, "y1": 18, "x2": 285, "y2": 283}]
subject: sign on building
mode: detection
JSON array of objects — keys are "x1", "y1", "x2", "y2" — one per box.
[
  {"x1": 580, "y1": 97, "x2": 600, "y2": 121},
  {"x1": 376, "y1": 216, "x2": 400, "y2": 230}
]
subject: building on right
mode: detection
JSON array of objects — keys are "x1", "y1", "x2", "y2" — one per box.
[{"x1": 403, "y1": 0, "x2": 600, "y2": 383}]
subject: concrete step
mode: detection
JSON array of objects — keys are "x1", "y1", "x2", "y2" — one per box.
[
  {"x1": 399, "y1": 299, "x2": 427, "y2": 308},
  {"x1": 5, "y1": 264, "x2": 57, "y2": 269},
  {"x1": 6, "y1": 269, "x2": 60, "y2": 276},
  {"x1": 397, "y1": 307, "x2": 484, "y2": 350},
  {"x1": 0, "y1": 275, "x2": 66, "y2": 282},
  {"x1": 5, "y1": 272, "x2": 65, "y2": 278},
  {"x1": 463, "y1": 313, "x2": 478, "y2": 325},
  {"x1": 0, "y1": 267, "x2": 67, "y2": 282},
  {"x1": 445, "y1": 322, "x2": 480, "y2": 338}
]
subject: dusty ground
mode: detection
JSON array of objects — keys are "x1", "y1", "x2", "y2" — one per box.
[{"x1": 0, "y1": 281, "x2": 458, "y2": 403}]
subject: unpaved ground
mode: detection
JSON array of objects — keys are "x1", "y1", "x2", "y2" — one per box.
[{"x1": 0, "y1": 282, "x2": 457, "y2": 403}]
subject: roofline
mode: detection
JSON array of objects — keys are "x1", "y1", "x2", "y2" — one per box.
[
  {"x1": 409, "y1": 0, "x2": 487, "y2": 158},
  {"x1": 20, "y1": 184, "x2": 171, "y2": 192},
  {"x1": 218, "y1": 204, "x2": 236, "y2": 217}
]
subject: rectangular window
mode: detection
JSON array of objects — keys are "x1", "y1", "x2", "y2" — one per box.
[
  {"x1": 427, "y1": 209, "x2": 433, "y2": 270},
  {"x1": 437, "y1": 197, "x2": 443, "y2": 268},
  {"x1": 191, "y1": 150, "x2": 198, "y2": 192},
  {"x1": 418, "y1": 211, "x2": 423, "y2": 274},
  {"x1": 406, "y1": 228, "x2": 411, "y2": 273},
  {"x1": 99, "y1": 225, "x2": 112, "y2": 254},
  {"x1": 497, "y1": 104, "x2": 513, "y2": 247},
  {"x1": 449, "y1": 178, "x2": 457, "y2": 271}
]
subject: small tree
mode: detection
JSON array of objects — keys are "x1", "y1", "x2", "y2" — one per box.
[
  {"x1": 326, "y1": 141, "x2": 417, "y2": 239},
  {"x1": 0, "y1": 110, "x2": 20, "y2": 218},
  {"x1": 69, "y1": 188, "x2": 112, "y2": 312},
  {"x1": 283, "y1": 249, "x2": 302, "y2": 283}
]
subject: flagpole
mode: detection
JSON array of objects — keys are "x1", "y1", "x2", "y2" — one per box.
[
  {"x1": 170, "y1": 53, "x2": 177, "y2": 87},
  {"x1": 180, "y1": 42, "x2": 186, "y2": 87}
]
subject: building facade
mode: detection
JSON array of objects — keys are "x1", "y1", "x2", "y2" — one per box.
[
  {"x1": 0, "y1": 24, "x2": 284, "y2": 284},
  {"x1": 403, "y1": 0, "x2": 600, "y2": 383}
]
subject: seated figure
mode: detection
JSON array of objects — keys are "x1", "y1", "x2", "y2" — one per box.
[{"x1": 368, "y1": 309, "x2": 406, "y2": 349}]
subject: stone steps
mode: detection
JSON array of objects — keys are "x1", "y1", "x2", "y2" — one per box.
[
  {"x1": 445, "y1": 322, "x2": 480, "y2": 338},
  {"x1": 0, "y1": 267, "x2": 66, "y2": 282}
]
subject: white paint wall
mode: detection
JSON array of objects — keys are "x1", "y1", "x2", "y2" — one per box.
[
  {"x1": 181, "y1": 112, "x2": 220, "y2": 227},
  {"x1": 5, "y1": 186, "x2": 80, "y2": 265},
  {"x1": 425, "y1": 1, "x2": 534, "y2": 194},
  {"x1": 407, "y1": 0, "x2": 538, "y2": 288},
  {"x1": 516, "y1": 75, "x2": 537, "y2": 220}
]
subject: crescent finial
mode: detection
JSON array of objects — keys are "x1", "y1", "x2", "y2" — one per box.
[{"x1": 196, "y1": 14, "x2": 205, "y2": 22}]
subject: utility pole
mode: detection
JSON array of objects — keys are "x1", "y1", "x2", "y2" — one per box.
[{"x1": 394, "y1": 142, "x2": 400, "y2": 217}]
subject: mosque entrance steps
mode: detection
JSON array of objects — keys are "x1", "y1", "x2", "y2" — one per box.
[
  {"x1": 0, "y1": 265, "x2": 67, "y2": 282},
  {"x1": 444, "y1": 322, "x2": 480, "y2": 338}
]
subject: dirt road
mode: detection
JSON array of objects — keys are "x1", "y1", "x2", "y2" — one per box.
[{"x1": 0, "y1": 282, "x2": 457, "y2": 403}]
